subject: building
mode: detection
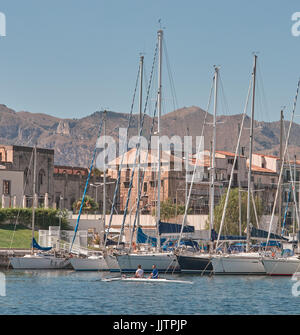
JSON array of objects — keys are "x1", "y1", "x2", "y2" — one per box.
[
  {"x1": 0, "y1": 144, "x2": 117, "y2": 212},
  {"x1": 107, "y1": 148, "x2": 249, "y2": 216},
  {"x1": 54, "y1": 165, "x2": 117, "y2": 212},
  {"x1": 0, "y1": 145, "x2": 55, "y2": 207}
]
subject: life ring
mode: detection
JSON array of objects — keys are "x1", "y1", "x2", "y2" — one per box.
[
  {"x1": 132, "y1": 242, "x2": 136, "y2": 251},
  {"x1": 271, "y1": 252, "x2": 275, "y2": 258}
]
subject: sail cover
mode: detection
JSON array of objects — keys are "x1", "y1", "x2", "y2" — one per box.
[
  {"x1": 250, "y1": 227, "x2": 288, "y2": 241},
  {"x1": 158, "y1": 221, "x2": 194, "y2": 234},
  {"x1": 32, "y1": 238, "x2": 52, "y2": 251},
  {"x1": 211, "y1": 229, "x2": 246, "y2": 242},
  {"x1": 136, "y1": 227, "x2": 166, "y2": 247}
]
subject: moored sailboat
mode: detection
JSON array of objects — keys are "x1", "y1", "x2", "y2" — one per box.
[{"x1": 10, "y1": 146, "x2": 71, "y2": 270}]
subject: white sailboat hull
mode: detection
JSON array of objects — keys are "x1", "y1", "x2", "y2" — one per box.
[
  {"x1": 116, "y1": 253, "x2": 180, "y2": 273},
  {"x1": 104, "y1": 254, "x2": 120, "y2": 272},
  {"x1": 262, "y1": 256, "x2": 300, "y2": 276},
  {"x1": 211, "y1": 253, "x2": 265, "y2": 274},
  {"x1": 10, "y1": 254, "x2": 71, "y2": 270},
  {"x1": 70, "y1": 256, "x2": 109, "y2": 271}
]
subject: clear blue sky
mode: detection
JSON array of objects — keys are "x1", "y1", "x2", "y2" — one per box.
[{"x1": 0, "y1": 0, "x2": 300, "y2": 122}]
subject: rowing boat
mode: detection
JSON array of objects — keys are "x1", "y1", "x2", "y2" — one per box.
[{"x1": 102, "y1": 277, "x2": 193, "y2": 284}]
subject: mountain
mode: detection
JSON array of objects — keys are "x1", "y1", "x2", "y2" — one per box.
[{"x1": 0, "y1": 104, "x2": 299, "y2": 167}]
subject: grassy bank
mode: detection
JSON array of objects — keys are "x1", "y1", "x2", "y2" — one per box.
[{"x1": 0, "y1": 224, "x2": 38, "y2": 249}]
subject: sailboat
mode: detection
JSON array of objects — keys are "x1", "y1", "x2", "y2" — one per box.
[
  {"x1": 261, "y1": 82, "x2": 300, "y2": 276},
  {"x1": 210, "y1": 54, "x2": 267, "y2": 275},
  {"x1": 10, "y1": 146, "x2": 71, "y2": 270},
  {"x1": 115, "y1": 30, "x2": 180, "y2": 273},
  {"x1": 175, "y1": 66, "x2": 219, "y2": 274},
  {"x1": 69, "y1": 112, "x2": 110, "y2": 271}
]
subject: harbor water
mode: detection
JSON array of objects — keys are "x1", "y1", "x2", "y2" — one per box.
[{"x1": 0, "y1": 270, "x2": 299, "y2": 315}]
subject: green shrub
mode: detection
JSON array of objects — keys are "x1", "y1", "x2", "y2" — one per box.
[{"x1": 0, "y1": 208, "x2": 71, "y2": 230}]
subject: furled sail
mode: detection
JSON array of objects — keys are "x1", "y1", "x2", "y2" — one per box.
[{"x1": 32, "y1": 238, "x2": 52, "y2": 251}]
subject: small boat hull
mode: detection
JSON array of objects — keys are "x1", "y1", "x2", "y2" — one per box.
[
  {"x1": 116, "y1": 253, "x2": 180, "y2": 273},
  {"x1": 262, "y1": 256, "x2": 300, "y2": 276},
  {"x1": 211, "y1": 253, "x2": 265, "y2": 275},
  {"x1": 70, "y1": 256, "x2": 109, "y2": 271},
  {"x1": 176, "y1": 254, "x2": 212, "y2": 273},
  {"x1": 104, "y1": 254, "x2": 120, "y2": 272},
  {"x1": 102, "y1": 277, "x2": 192, "y2": 284},
  {"x1": 10, "y1": 255, "x2": 71, "y2": 270}
]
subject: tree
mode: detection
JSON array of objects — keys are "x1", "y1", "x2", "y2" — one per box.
[
  {"x1": 152, "y1": 198, "x2": 191, "y2": 221},
  {"x1": 212, "y1": 188, "x2": 263, "y2": 236},
  {"x1": 73, "y1": 196, "x2": 98, "y2": 214}
]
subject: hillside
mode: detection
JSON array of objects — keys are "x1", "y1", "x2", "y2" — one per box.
[{"x1": 0, "y1": 104, "x2": 299, "y2": 167}]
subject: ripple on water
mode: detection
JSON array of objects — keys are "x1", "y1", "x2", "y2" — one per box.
[{"x1": 0, "y1": 271, "x2": 299, "y2": 315}]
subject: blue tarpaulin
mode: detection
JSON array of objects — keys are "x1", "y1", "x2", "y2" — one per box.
[
  {"x1": 158, "y1": 221, "x2": 194, "y2": 234},
  {"x1": 136, "y1": 227, "x2": 166, "y2": 247},
  {"x1": 32, "y1": 238, "x2": 52, "y2": 251}
]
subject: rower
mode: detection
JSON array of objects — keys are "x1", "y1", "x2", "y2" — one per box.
[
  {"x1": 135, "y1": 264, "x2": 144, "y2": 278},
  {"x1": 149, "y1": 264, "x2": 158, "y2": 279}
]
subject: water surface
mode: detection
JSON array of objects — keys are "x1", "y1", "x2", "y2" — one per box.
[{"x1": 0, "y1": 270, "x2": 299, "y2": 315}]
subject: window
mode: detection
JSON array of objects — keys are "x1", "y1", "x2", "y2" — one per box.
[
  {"x1": 3, "y1": 180, "x2": 11, "y2": 195},
  {"x1": 0, "y1": 153, "x2": 2, "y2": 161},
  {"x1": 143, "y1": 182, "x2": 148, "y2": 192}
]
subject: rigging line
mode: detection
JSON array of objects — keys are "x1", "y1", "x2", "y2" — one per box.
[
  {"x1": 105, "y1": 44, "x2": 159, "y2": 247},
  {"x1": 70, "y1": 115, "x2": 104, "y2": 252},
  {"x1": 215, "y1": 77, "x2": 253, "y2": 249},
  {"x1": 218, "y1": 72, "x2": 230, "y2": 117},
  {"x1": 257, "y1": 61, "x2": 270, "y2": 121},
  {"x1": 103, "y1": 57, "x2": 148, "y2": 247},
  {"x1": 265, "y1": 78, "x2": 300, "y2": 249},
  {"x1": 282, "y1": 119, "x2": 300, "y2": 233},
  {"x1": 117, "y1": 49, "x2": 159, "y2": 247},
  {"x1": 177, "y1": 74, "x2": 215, "y2": 248},
  {"x1": 163, "y1": 39, "x2": 178, "y2": 111},
  {"x1": 128, "y1": 101, "x2": 158, "y2": 251},
  {"x1": 8, "y1": 149, "x2": 34, "y2": 251}
]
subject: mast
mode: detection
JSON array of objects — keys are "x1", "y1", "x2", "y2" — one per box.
[
  {"x1": 31, "y1": 145, "x2": 37, "y2": 254},
  {"x1": 278, "y1": 109, "x2": 284, "y2": 234},
  {"x1": 137, "y1": 55, "x2": 144, "y2": 229},
  {"x1": 246, "y1": 54, "x2": 257, "y2": 252},
  {"x1": 293, "y1": 154, "x2": 297, "y2": 238},
  {"x1": 209, "y1": 66, "x2": 218, "y2": 247},
  {"x1": 238, "y1": 123, "x2": 242, "y2": 236},
  {"x1": 101, "y1": 110, "x2": 107, "y2": 247},
  {"x1": 156, "y1": 29, "x2": 163, "y2": 251}
]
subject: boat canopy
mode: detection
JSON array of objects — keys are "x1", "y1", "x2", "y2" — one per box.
[
  {"x1": 211, "y1": 229, "x2": 246, "y2": 242},
  {"x1": 250, "y1": 227, "x2": 288, "y2": 241},
  {"x1": 32, "y1": 238, "x2": 52, "y2": 251},
  {"x1": 136, "y1": 227, "x2": 166, "y2": 247},
  {"x1": 158, "y1": 221, "x2": 194, "y2": 234}
]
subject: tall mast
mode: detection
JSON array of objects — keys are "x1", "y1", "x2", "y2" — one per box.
[
  {"x1": 31, "y1": 145, "x2": 37, "y2": 254},
  {"x1": 278, "y1": 109, "x2": 284, "y2": 234},
  {"x1": 246, "y1": 54, "x2": 257, "y2": 252},
  {"x1": 238, "y1": 123, "x2": 242, "y2": 236},
  {"x1": 156, "y1": 29, "x2": 163, "y2": 251},
  {"x1": 209, "y1": 66, "x2": 218, "y2": 246},
  {"x1": 137, "y1": 55, "x2": 144, "y2": 229},
  {"x1": 293, "y1": 154, "x2": 297, "y2": 238},
  {"x1": 101, "y1": 110, "x2": 107, "y2": 247}
]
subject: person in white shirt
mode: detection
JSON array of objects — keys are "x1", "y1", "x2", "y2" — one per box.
[{"x1": 135, "y1": 264, "x2": 144, "y2": 278}]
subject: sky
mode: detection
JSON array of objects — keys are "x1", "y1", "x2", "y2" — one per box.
[{"x1": 0, "y1": 0, "x2": 300, "y2": 122}]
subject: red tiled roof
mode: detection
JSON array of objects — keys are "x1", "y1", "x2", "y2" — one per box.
[
  {"x1": 253, "y1": 153, "x2": 279, "y2": 160},
  {"x1": 249, "y1": 164, "x2": 276, "y2": 174}
]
